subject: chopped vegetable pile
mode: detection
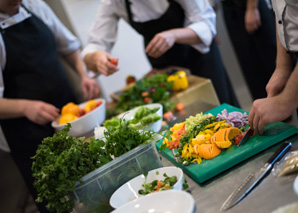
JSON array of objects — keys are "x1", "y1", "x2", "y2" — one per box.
[{"x1": 160, "y1": 109, "x2": 248, "y2": 165}]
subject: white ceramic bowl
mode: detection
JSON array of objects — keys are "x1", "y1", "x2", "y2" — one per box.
[
  {"x1": 51, "y1": 98, "x2": 106, "y2": 137},
  {"x1": 111, "y1": 190, "x2": 195, "y2": 213},
  {"x1": 110, "y1": 166, "x2": 184, "y2": 209},
  {"x1": 117, "y1": 103, "x2": 163, "y2": 133}
]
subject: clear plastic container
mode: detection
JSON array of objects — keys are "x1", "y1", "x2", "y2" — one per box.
[{"x1": 71, "y1": 141, "x2": 162, "y2": 213}]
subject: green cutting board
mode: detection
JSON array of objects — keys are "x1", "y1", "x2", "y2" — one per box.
[{"x1": 156, "y1": 103, "x2": 298, "y2": 183}]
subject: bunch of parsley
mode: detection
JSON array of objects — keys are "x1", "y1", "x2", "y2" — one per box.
[{"x1": 31, "y1": 124, "x2": 112, "y2": 213}]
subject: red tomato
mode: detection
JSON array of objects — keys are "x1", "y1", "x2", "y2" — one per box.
[
  {"x1": 77, "y1": 108, "x2": 86, "y2": 117},
  {"x1": 96, "y1": 101, "x2": 102, "y2": 107},
  {"x1": 109, "y1": 58, "x2": 118, "y2": 66},
  {"x1": 143, "y1": 97, "x2": 152, "y2": 104},
  {"x1": 234, "y1": 132, "x2": 245, "y2": 145}
]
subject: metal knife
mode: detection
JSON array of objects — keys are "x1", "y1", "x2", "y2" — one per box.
[
  {"x1": 238, "y1": 127, "x2": 254, "y2": 146},
  {"x1": 220, "y1": 141, "x2": 292, "y2": 211}
]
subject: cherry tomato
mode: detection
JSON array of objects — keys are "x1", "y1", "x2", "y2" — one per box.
[
  {"x1": 96, "y1": 101, "x2": 102, "y2": 107},
  {"x1": 143, "y1": 97, "x2": 152, "y2": 104},
  {"x1": 77, "y1": 109, "x2": 86, "y2": 117},
  {"x1": 109, "y1": 58, "x2": 118, "y2": 66}
]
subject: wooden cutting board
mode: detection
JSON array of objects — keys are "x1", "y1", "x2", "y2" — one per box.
[{"x1": 155, "y1": 103, "x2": 298, "y2": 183}]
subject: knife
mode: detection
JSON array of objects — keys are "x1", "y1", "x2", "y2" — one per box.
[
  {"x1": 238, "y1": 128, "x2": 254, "y2": 146},
  {"x1": 220, "y1": 141, "x2": 292, "y2": 211}
]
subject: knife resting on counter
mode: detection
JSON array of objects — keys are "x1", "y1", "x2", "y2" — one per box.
[{"x1": 220, "y1": 141, "x2": 292, "y2": 211}]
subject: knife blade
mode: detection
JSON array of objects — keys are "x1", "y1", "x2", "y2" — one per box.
[
  {"x1": 238, "y1": 128, "x2": 254, "y2": 146},
  {"x1": 220, "y1": 141, "x2": 292, "y2": 211}
]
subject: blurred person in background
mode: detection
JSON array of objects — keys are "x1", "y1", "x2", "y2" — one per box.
[
  {"x1": 83, "y1": 0, "x2": 240, "y2": 107},
  {"x1": 221, "y1": 0, "x2": 277, "y2": 100},
  {"x1": 0, "y1": 0, "x2": 100, "y2": 212},
  {"x1": 248, "y1": 0, "x2": 298, "y2": 135}
]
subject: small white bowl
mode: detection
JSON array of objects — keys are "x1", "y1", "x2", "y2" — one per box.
[
  {"x1": 109, "y1": 166, "x2": 183, "y2": 209},
  {"x1": 51, "y1": 98, "x2": 106, "y2": 137},
  {"x1": 117, "y1": 103, "x2": 163, "y2": 133},
  {"x1": 111, "y1": 190, "x2": 195, "y2": 213}
]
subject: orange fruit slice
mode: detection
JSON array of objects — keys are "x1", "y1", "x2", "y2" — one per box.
[
  {"x1": 225, "y1": 127, "x2": 242, "y2": 142},
  {"x1": 197, "y1": 142, "x2": 221, "y2": 159},
  {"x1": 214, "y1": 141, "x2": 232, "y2": 149}
]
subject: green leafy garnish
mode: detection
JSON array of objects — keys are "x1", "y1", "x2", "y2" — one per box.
[{"x1": 138, "y1": 173, "x2": 177, "y2": 195}]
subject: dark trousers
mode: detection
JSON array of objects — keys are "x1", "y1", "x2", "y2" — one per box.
[
  {"x1": 222, "y1": 0, "x2": 277, "y2": 100},
  {"x1": 188, "y1": 40, "x2": 240, "y2": 108}
]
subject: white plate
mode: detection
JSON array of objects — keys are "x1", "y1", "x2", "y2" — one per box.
[
  {"x1": 117, "y1": 103, "x2": 163, "y2": 133},
  {"x1": 109, "y1": 166, "x2": 183, "y2": 209},
  {"x1": 111, "y1": 190, "x2": 195, "y2": 213},
  {"x1": 294, "y1": 175, "x2": 298, "y2": 195}
]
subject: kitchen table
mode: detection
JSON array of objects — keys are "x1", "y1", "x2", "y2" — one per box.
[{"x1": 159, "y1": 101, "x2": 298, "y2": 213}]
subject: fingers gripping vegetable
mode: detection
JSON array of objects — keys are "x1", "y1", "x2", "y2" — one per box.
[{"x1": 109, "y1": 58, "x2": 118, "y2": 66}]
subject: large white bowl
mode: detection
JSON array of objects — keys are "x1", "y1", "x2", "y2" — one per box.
[
  {"x1": 109, "y1": 166, "x2": 184, "y2": 209},
  {"x1": 111, "y1": 190, "x2": 195, "y2": 213},
  {"x1": 51, "y1": 98, "x2": 106, "y2": 137},
  {"x1": 117, "y1": 103, "x2": 163, "y2": 133}
]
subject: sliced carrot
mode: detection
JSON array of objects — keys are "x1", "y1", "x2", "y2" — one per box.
[
  {"x1": 154, "y1": 181, "x2": 163, "y2": 192},
  {"x1": 175, "y1": 103, "x2": 184, "y2": 111},
  {"x1": 163, "y1": 111, "x2": 173, "y2": 120},
  {"x1": 141, "y1": 91, "x2": 149, "y2": 97}
]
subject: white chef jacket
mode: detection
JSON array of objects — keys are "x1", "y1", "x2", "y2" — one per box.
[
  {"x1": 0, "y1": 0, "x2": 81, "y2": 152},
  {"x1": 272, "y1": 0, "x2": 298, "y2": 52},
  {"x1": 82, "y1": 0, "x2": 216, "y2": 58}
]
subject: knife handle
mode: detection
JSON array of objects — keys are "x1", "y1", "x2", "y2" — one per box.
[{"x1": 267, "y1": 141, "x2": 292, "y2": 166}]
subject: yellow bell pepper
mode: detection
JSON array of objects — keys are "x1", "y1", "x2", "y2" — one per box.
[{"x1": 167, "y1": 70, "x2": 189, "y2": 91}]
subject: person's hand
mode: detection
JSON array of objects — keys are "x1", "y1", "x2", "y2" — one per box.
[
  {"x1": 248, "y1": 95, "x2": 293, "y2": 135},
  {"x1": 266, "y1": 68, "x2": 291, "y2": 97},
  {"x1": 81, "y1": 76, "x2": 101, "y2": 100},
  {"x1": 245, "y1": 8, "x2": 261, "y2": 34},
  {"x1": 80, "y1": 76, "x2": 101, "y2": 100},
  {"x1": 23, "y1": 100, "x2": 60, "y2": 125},
  {"x1": 84, "y1": 51, "x2": 119, "y2": 76},
  {"x1": 146, "y1": 30, "x2": 176, "y2": 58}
]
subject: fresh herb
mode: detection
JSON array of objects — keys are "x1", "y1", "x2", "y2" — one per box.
[
  {"x1": 104, "y1": 118, "x2": 157, "y2": 158},
  {"x1": 31, "y1": 123, "x2": 112, "y2": 213},
  {"x1": 183, "y1": 178, "x2": 189, "y2": 190},
  {"x1": 104, "y1": 106, "x2": 161, "y2": 131},
  {"x1": 107, "y1": 74, "x2": 175, "y2": 118}
]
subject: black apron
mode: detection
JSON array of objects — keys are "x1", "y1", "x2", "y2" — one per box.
[
  {"x1": 0, "y1": 5, "x2": 77, "y2": 212},
  {"x1": 124, "y1": 0, "x2": 240, "y2": 107}
]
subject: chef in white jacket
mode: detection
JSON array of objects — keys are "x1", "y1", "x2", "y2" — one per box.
[
  {"x1": 83, "y1": 0, "x2": 240, "y2": 107},
  {"x1": 249, "y1": 0, "x2": 298, "y2": 135}
]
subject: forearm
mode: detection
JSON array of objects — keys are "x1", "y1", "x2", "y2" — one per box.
[
  {"x1": 63, "y1": 49, "x2": 87, "y2": 79},
  {"x1": 169, "y1": 28, "x2": 202, "y2": 45},
  {"x1": 246, "y1": 0, "x2": 258, "y2": 10},
  {"x1": 278, "y1": 63, "x2": 298, "y2": 111},
  {"x1": 0, "y1": 98, "x2": 28, "y2": 119}
]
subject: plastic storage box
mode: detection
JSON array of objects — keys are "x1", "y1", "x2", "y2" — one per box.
[{"x1": 71, "y1": 141, "x2": 162, "y2": 213}]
